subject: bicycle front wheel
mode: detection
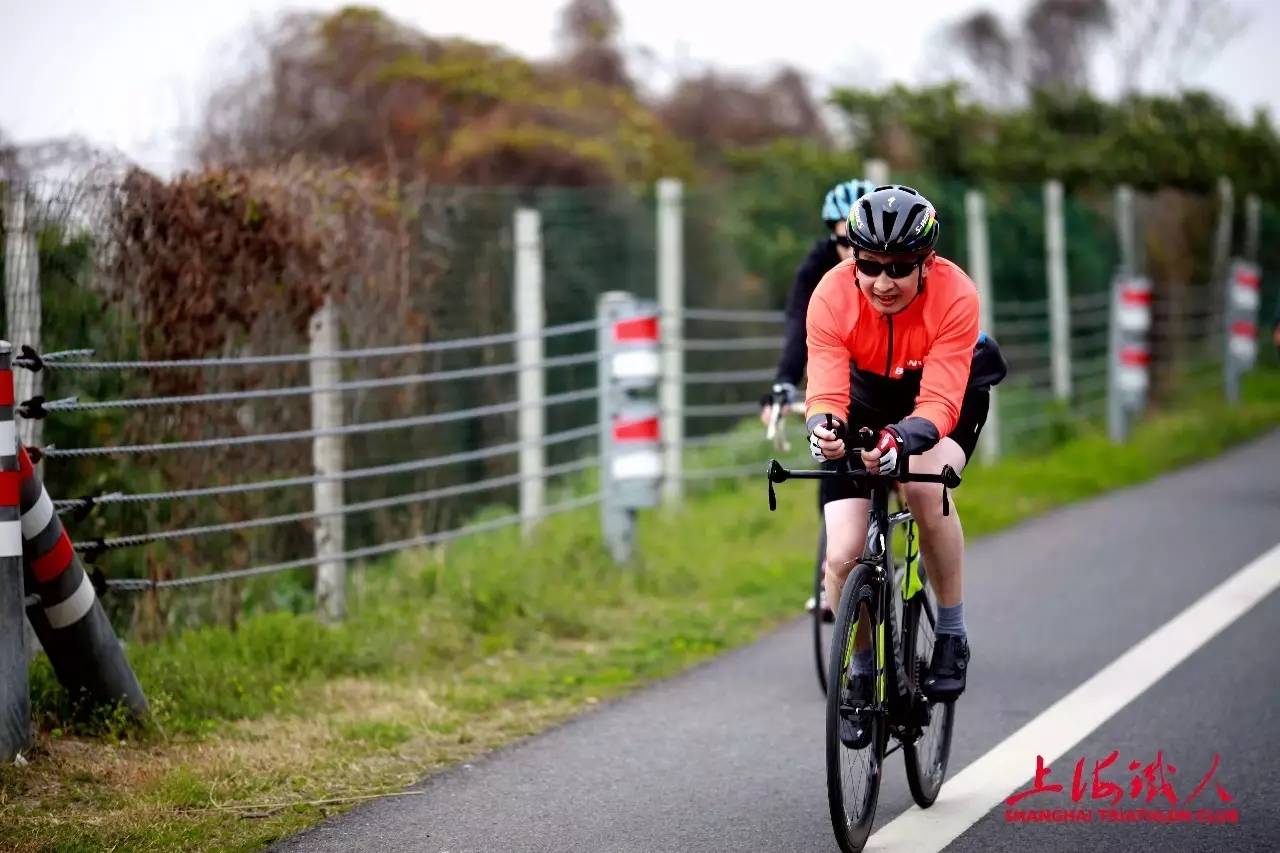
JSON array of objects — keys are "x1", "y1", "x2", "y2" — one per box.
[
  {"x1": 902, "y1": 556, "x2": 955, "y2": 808},
  {"x1": 826, "y1": 561, "x2": 885, "y2": 853}
]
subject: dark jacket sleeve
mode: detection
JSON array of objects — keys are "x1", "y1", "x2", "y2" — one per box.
[{"x1": 775, "y1": 239, "x2": 840, "y2": 386}]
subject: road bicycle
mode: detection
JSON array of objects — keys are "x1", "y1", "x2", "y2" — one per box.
[{"x1": 766, "y1": 425, "x2": 961, "y2": 853}]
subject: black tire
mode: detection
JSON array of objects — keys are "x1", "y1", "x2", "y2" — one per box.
[
  {"x1": 813, "y1": 519, "x2": 831, "y2": 694},
  {"x1": 826, "y1": 562, "x2": 885, "y2": 853},
  {"x1": 902, "y1": 555, "x2": 956, "y2": 808}
]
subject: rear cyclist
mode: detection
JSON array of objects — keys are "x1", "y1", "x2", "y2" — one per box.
[
  {"x1": 805, "y1": 185, "x2": 1006, "y2": 747},
  {"x1": 760, "y1": 178, "x2": 876, "y2": 617}
]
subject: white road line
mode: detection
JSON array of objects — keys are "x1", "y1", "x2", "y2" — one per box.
[{"x1": 869, "y1": 540, "x2": 1280, "y2": 852}]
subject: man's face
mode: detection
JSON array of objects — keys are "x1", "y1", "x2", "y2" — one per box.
[
  {"x1": 854, "y1": 249, "x2": 927, "y2": 315},
  {"x1": 832, "y1": 220, "x2": 853, "y2": 261}
]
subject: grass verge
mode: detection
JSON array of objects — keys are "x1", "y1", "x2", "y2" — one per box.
[{"x1": 2, "y1": 370, "x2": 1278, "y2": 852}]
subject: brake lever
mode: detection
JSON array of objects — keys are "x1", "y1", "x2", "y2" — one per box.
[
  {"x1": 766, "y1": 459, "x2": 789, "y2": 512},
  {"x1": 939, "y1": 464, "x2": 961, "y2": 516}
]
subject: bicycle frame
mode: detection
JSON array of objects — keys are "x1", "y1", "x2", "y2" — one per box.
[{"x1": 766, "y1": 451, "x2": 960, "y2": 733}]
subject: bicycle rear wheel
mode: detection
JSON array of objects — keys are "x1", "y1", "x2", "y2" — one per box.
[
  {"x1": 826, "y1": 562, "x2": 885, "y2": 853},
  {"x1": 902, "y1": 555, "x2": 955, "y2": 808},
  {"x1": 813, "y1": 519, "x2": 832, "y2": 694}
]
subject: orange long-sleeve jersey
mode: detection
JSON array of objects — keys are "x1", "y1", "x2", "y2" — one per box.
[{"x1": 805, "y1": 255, "x2": 981, "y2": 449}]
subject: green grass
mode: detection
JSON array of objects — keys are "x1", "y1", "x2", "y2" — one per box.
[{"x1": 3, "y1": 369, "x2": 1278, "y2": 852}]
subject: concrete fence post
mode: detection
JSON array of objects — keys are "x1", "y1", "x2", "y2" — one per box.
[
  {"x1": 515, "y1": 208, "x2": 545, "y2": 537},
  {"x1": 1044, "y1": 180, "x2": 1072, "y2": 402},
  {"x1": 310, "y1": 296, "x2": 345, "y2": 622},
  {"x1": 656, "y1": 179, "x2": 684, "y2": 506},
  {"x1": 864, "y1": 159, "x2": 890, "y2": 187},
  {"x1": 3, "y1": 188, "x2": 41, "y2": 457},
  {"x1": 965, "y1": 190, "x2": 1000, "y2": 464},
  {"x1": 1243, "y1": 194, "x2": 1260, "y2": 265}
]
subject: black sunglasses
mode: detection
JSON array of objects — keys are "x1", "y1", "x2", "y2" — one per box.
[{"x1": 854, "y1": 256, "x2": 923, "y2": 279}]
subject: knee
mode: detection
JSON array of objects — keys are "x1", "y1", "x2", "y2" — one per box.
[
  {"x1": 825, "y1": 535, "x2": 862, "y2": 581},
  {"x1": 904, "y1": 480, "x2": 945, "y2": 525}
]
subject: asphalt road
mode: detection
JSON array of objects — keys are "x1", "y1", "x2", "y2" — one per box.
[{"x1": 277, "y1": 429, "x2": 1280, "y2": 853}]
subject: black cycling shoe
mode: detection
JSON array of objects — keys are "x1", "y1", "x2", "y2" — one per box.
[
  {"x1": 922, "y1": 634, "x2": 969, "y2": 701},
  {"x1": 838, "y1": 674, "x2": 875, "y2": 749}
]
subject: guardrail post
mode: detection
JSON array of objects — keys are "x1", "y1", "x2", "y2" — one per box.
[
  {"x1": 965, "y1": 190, "x2": 1000, "y2": 464},
  {"x1": 1045, "y1": 180, "x2": 1072, "y2": 401},
  {"x1": 598, "y1": 292, "x2": 661, "y2": 563},
  {"x1": 1108, "y1": 275, "x2": 1151, "y2": 442},
  {"x1": 1223, "y1": 261, "x2": 1262, "y2": 405},
  {"x1": 17, "y1": 435, "x2": 148, "y2": 721},
  {"x1": 310, "y1": 296, "x2": 345, "y2": 622},
  {"x1": 515, "y1": 208, "x2": 545, "y2": 537},
  {"x1": 0, "y1": 342, "x2": 30, "y2": 760},
  {"x1": 656, "y1": 179, "x2": 684, "y2": 506}
]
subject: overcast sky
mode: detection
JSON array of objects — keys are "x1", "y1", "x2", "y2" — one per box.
[{"x1": 1, "y1": 0, "x2": 1276, "y2": 176}]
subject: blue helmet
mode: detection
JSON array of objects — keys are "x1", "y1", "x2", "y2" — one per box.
[{"x1": 821, "y1": 178, "x2": 877, "y2": 228}]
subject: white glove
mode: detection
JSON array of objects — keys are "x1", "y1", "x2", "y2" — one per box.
[
  {"x1": 809, "y1": 429, "x2": 825, "y2": 460},
  {"x1": 771, "y1": 381, "x2": 798, "y2": 405},
  {"x1": 807, "y1": 416, "x2": 846, "y2": 461}
]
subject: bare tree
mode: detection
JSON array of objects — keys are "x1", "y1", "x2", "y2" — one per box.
[
  {"x1": 555, "y1": 0, "x2": 631, "y2": 90},
  {"x1": 1023, "y1": 0, "x2": 1113, "y2": 91},
  {"x1": 1109, "y1": 0, "x2": 1245, "y2": 94},
  {"x1": 946, "y1": 11, "x2": 1020, "y2": 105},
  {"x1": 660, "y1": 66, "x2": 830, "y2": 160},
  {"x1": 937, "y1": 0, "x2": 1246, "y2": 102}
]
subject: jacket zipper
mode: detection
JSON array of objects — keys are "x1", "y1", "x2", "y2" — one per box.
[{"x1": 884, "y1": 315, "x2": 895, "y2": 376}]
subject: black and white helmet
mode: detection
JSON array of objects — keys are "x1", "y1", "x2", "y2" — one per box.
[{"x1": 846, "y1": 185, "x2": 940, "y2": 255}]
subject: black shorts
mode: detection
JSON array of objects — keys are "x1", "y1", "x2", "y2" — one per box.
[{"x1": 818, "y1": 383, "x2": 991, "y2": 506}]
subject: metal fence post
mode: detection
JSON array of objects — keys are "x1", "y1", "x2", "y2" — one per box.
[
  {"x1": 515, "y1": 208, "x2": 545, "y2": 537},
  {"x1": 310, "y1": 296, "x2": 345, "y2": 622},
  {"x1": 0, "y1": 342, "x2": 30, "y2": 760},
  {"x1": 656, "y1": 179, "x2": 684, "y2": 506},
  {"x1": 965, "y1": 189, "x2": 1000, "y2": 464},
  {"x1": 1044, "y1": 180, "x2": 1071, "y2": 401}
]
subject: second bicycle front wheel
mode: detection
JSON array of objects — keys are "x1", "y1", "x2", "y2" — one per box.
[{"x1": 826, "y1": 561, "x2": 885, "y2": 853}]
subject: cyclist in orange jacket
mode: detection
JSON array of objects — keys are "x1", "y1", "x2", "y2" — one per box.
[{"x1": 806, "y1": 185, "x2": 1005, "y2": 747}]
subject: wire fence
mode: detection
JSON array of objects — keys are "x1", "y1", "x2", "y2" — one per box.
[{"x1": 2, "y1": 176, "x2": 1271, "y2": 634}]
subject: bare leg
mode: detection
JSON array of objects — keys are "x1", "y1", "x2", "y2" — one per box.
[
  {"x1": 904, "y1": 438, "x2": 969, "y2": 608},
  {"x1": 824, "y1": 496, "x2": 871, "y2": 650}
]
